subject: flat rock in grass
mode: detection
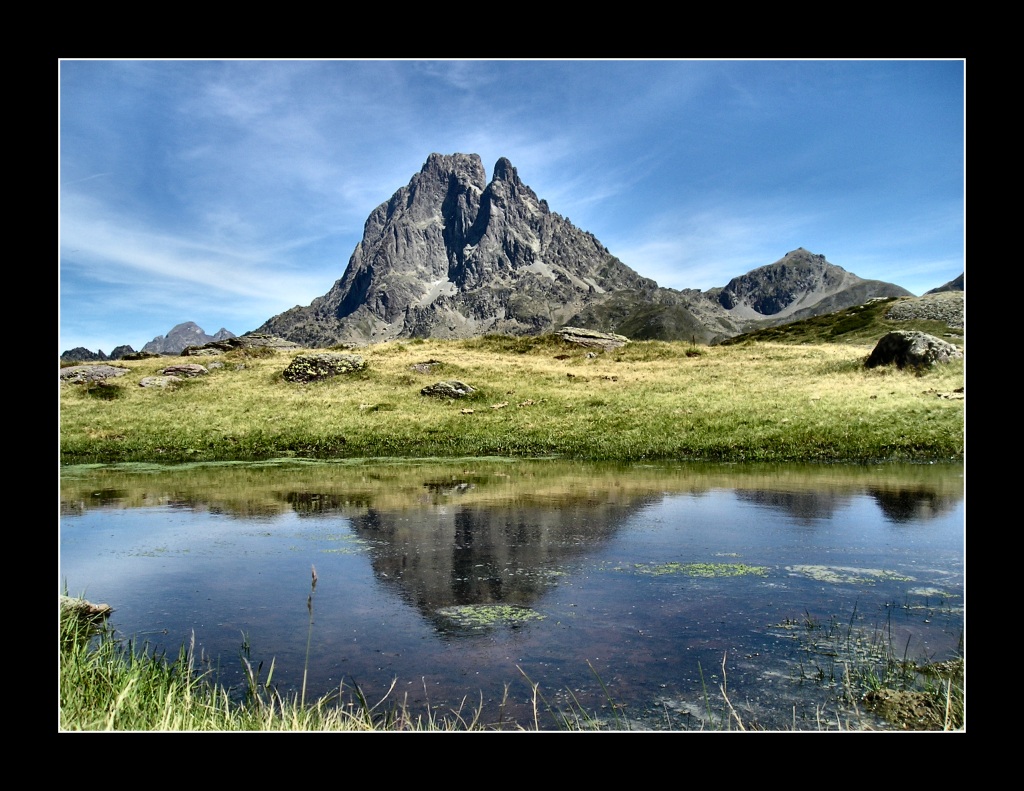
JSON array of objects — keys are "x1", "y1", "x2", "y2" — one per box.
[
  {"x1": 410, "y1": 359, "x2": 443, "y2": 374},
  {"x1": 161, "y1": 364, "x2": 209, "y2": 377},
  {"x1": 59, "y1": 364, "x2": 129, "y2": 384},
  {"x1": 183, "y1": 332, "x2": 302, "y2": 356},
  {"x1": 283, "y1": 353, "x2": 366, "y2": 383},
  {"x1": 865, "y1": 331, "x2": 963, "y2": 369},
  {"x1": 556, "y1": 326, "x2": 629, "y2": 350},
  {"x1": 421, "y1": 380, "x2": 476, "y2": 399},
  {"x1": 139, "y1": 375, "x2": 182, "y2": 388}
]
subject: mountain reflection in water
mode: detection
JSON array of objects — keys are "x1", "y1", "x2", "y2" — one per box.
[{"x1": 60, "y1": 459, "x2": 964, "y2": 730}]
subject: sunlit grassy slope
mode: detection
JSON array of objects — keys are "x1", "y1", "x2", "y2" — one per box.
[{"x1": 60, "y1": 330, "x2": 965, "y2": 464}]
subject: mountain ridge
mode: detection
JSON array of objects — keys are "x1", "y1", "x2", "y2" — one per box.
[
  {"x1": 62, "y1": 153, "x2": 947, "y2": 360},
  {"x1": 257, "y1": 153, "x2": 915, "y2": 346}
]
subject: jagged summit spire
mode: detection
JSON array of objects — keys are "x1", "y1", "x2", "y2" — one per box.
[
  {"x1": 492, "y1": 157, "x2": 516, "y2": 181},
  {"x1": 421, "y1": 152, "x2": 485, "y2": 175},
  {"x1": 256, "y1": 153, "x2": 654, "y2": 346}
]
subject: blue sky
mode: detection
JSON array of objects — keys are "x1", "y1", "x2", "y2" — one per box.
[{"x1": 59, "y1": 59, "x2": 964, "y2": 354}]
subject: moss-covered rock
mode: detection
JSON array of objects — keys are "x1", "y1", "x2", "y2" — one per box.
[{"x1": 282, "y1": 353, "x2": 366, "y2": 383}]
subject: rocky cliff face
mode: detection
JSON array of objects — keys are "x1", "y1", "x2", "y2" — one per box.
[
  {"x1": 256, "y1": 154, "x2": 918, "y2": 347},
  {"x1": 257, "y1": 153, "x2": 676, "y2": 346}
]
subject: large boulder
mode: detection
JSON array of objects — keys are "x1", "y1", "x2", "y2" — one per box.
[
  {"x1": 421, "y1": 380, "x2": 476, "y2": 399},
  {"x1": 183, "y1": 332, "x2": 301, "y2": 356},
  {"x1": 556, "y1": 326, "x2": 629, "y2": 350},
  {"x1": 139, "y1": 375, "x2": 181, "y2": 388},
  {"x1": 865, "y1": 331, "x2": 963, "y2": 369},
  {"x1": 59, "y1": 364, "x2": 129, "y2": 383},
  {"x1": 282, "y1": 353, "x2": 366, "y2": 383},
  {"x1": 161, "y1": 364, "x2": 209, "y2": 378}
]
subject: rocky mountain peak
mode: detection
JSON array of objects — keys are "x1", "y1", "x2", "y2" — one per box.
[
  {"x1": 257, "y1": 153, "x2": 654, "y2": 346},
  {"x1": 709, "y1": 248, "x2": 912, "y2": 319},
  {"x1": 491, "y1": 157, "x2": 517, "y2": 182},
  {"x1": 254, "y1": 154, "x2": 916, "y2": 348},
  {"x1": 141, "y1": 322, "x2": 236, "y2": 355}
]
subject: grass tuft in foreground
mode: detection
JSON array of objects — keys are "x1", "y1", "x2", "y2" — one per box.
[{"x1": 58, "y1": 604, "x2": 492, "y2": 731}]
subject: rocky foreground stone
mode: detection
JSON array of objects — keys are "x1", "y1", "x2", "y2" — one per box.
[
  {"x1": 866, "y1": 331, "x2": 963, "y2": 369},
  {"x1": 282, "y1": 353, "x2": 366, "y2": 383}
]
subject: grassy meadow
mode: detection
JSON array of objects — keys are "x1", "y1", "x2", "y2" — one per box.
[
  {"x1": 60, "y1": 310, "x2": 966, "y2": 731},
  {"x1": 60, "y1": 332, "x2": 965, "y2": 465}
]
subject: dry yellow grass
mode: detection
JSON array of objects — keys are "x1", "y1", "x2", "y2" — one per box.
[{"x1": 59, "y1": 336, "x2": 965, "y2": 464}]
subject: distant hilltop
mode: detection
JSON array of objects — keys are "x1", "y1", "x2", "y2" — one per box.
[{"x1": 61, "y1": 322, "x2": 236, "y2": 362}]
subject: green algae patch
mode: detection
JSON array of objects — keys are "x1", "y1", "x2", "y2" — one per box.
[
  {"x1": 634, "y1": 562, "x2": 768, "y2": 578},
  {"x1": 317, "y1": 533, "x2": 371, "y2": 555},
  {"x1": 787, "y1": 565, "x2": 914, "y2": 584},
  {"x1": 436, "y1": 604, "x2": 546, "y2": 630}
]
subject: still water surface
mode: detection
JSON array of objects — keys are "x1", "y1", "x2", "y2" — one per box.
[{"x1": 60, "y1": 459, "x2": 964, "y2": 730}]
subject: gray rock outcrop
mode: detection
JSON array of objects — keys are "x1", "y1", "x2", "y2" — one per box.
[
  {"x1": 183, "y1": 333, "x2": 301, "y2": 356},
  {"x1": 282, "y1": 353, "x2": 366, "y2": 383},
  {"x1": 139, "y1": 375, "x2": 181, "y2": 388},
  {"x1": 885, "y1": 291, "x2": 964, "y2": 329},
  {"x1": 59, "y1": 364, "x2": 129, "y2": 383},
  {"x1": 421, "y1": 381, "x2": 476, "y2": 399},
  {"x1": 865, "y1": 331, "x2": 963, "y2": 369},
  {"x1": 556, "y1": 326, "x2": 629, "y2": 350},
  {"x1": 161, "y1": 364, "x2": 209, "y2": 378}
]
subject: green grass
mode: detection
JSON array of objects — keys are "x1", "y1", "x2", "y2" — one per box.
[
  {"x1": 719, "y1": 297, "x2": 965, "y2": 348},
  {"x1": 59, "y1": 336, "x2": 965, "y2": 465},
  {"x1": 58, "y1": 603, "x2": 493, "y2": 731}
]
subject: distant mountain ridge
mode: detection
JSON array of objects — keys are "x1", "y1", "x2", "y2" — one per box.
[
  {"x1": 141, "y1": 322, "x2": 236, "y2": 355},
  {"x1": 62, "y1": 153, "x2": 946, "y2": 360},
  {"x1": 925, "y1": 273, "x2": 964, "y2": 294},
  {"x1": 61, "y1": 322, "x2": 236, "y2": 362},
  {"x1": 256, "y1": 153, "x2": 915, "y2": 346}
]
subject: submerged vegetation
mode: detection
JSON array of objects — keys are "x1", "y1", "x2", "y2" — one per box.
[
  {"x1": 632, "y1": 562, "x2": 768, "y2": 577},
  {"x1": 60, "y1": 335, "x2": 964, "y2": 465},
  {"x1": 60, "y1": 594, "x2": 963, "y2": 731}
]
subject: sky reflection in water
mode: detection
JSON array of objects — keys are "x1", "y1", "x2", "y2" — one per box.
[{"x1": 60, "y1": 460, "x2": 964, "y2": 730}]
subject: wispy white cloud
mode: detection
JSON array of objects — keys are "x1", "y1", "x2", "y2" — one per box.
[
  {"x1": 59, "y1": 59, "x2": 964, "y2": 352},
  {"x1": 607, "y1": 201, "x2": 822, "y2": 291},
  {"x1": 60, "y1": 194, "x2": 336, "y2": 310}
]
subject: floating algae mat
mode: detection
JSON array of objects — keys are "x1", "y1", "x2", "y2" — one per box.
[
  {"x1": 436, "y1": 604, "x2": 546, "y2": 629},
  {"x1": 787, "y1": 565, "x2": 914, "y2": 584},
  {"x1": 632, "y1": 562, "x2": 768, "y2": 577}
]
